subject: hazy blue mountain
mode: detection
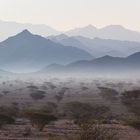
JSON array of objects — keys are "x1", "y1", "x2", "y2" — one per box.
[
  {"x1": 0, "y1": 20, "x2": 60, "y2": 41},
  {"x1": 1, "y1": 20, "x2": 140, "y2": 43},
  {"x1": 0, "y1": 30, "x2": 93, "y2": 72},
  {"x1": 65, "y1": 25, "x2": 97, "y2": 39},
  {"x1": 41, "y1": 52, "x2": 140, "y2": 74},
  {"x1": 48, "y1": 35, "x2": 140, "y2": 57},
  {"x1": 47, "y1": 34, "x2": 68, "y2": 42},
  {"x1": 65, "y1": 25, "x2": 140, "y2": 42}
]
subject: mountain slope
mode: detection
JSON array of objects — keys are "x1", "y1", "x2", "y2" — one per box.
[
  {"x1": 0, "y1": 30, "x2": 93, "y2": 72},
  {"x1": 48, "y1": 35, "x2": 140, "y2": 57},
  {"x1": 41, "y1": 52, "x2": 140, "y2": 74},
  {"x1": 65, "y1": 25, "x2": 140, "y2": 42}
]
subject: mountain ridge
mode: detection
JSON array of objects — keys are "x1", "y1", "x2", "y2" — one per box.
[
  {"x1": 48, "y1": 34, "x2": 140, "y2": 57},
  {"x1": 65, "y1": 25, "x2": 140, "y2": 42},
  {"x1": 0, "y1": 30, "x2": 93, "y2": 72},
  {"x1": 1, "y1": 20, "x2": 140, "y2": 42},
  {"x1": 0, "y1": 20, "x2": 60, "y2": 41},
  {"x1": 40, "y1": 52, "x2": 140, "y2": 74}
]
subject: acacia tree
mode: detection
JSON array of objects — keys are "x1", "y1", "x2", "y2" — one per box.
[
  {"x1": 121, "y1": 90, "x2": 140, "y2": 116},
  {"x1": 0, "y1": 113, "x2": 15, "y2": 128},
  {"x1": 25, "y1": 109, "x2": 57, "y2": 131},
  {"x1": 64, "y1": 102, "x2": 117, "y2": 140},
  {"x1": 0, "y1": 105, "x2": 19, "y2": 117},
  {"x1": 30, "y1": 90, "x2": 46, "y2": 101},
  {"x1": 46, "y1": 102, "x2": 58, "y2": 114},
  {"x1": 121, "y1": 90, "x2": 140, "y2": 130},
  {"x1": 54, "y1": 95, "x2": 63, "y2": 103},
  {"x1": 98, "y1": 87, "x2": 119, "y2": 102},
  {"x1": 64, "y1": 102, "x2": 110, "y2": 125},
  {"x1": 54, "y1": 87, "x2": 68, "y2": 103}
]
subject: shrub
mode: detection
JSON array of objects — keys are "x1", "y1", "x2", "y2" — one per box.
[
  {"x1": 64, "y1": 102, "x2": 110, "y2": 125},
  {"x1": 30, "y1": 90, "x2": 46, "y2": 101},
  {"x1": 24, "y1": 109, "x2": 57, "y2": 131},
  {"x1": 121, "y1": 90, "x2": 140, "y2": 116},
  {"x1": 0, "y1": 113, "x2": 15, "y2": 128}
]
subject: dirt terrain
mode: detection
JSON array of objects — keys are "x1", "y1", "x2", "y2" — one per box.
[{"x1": 0, "y1": 74, "x2": 139, "y2": 140}]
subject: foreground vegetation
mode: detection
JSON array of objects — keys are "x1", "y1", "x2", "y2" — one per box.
[{"x1": 0, "y1": 75, "x2": 139, "y2": 139}]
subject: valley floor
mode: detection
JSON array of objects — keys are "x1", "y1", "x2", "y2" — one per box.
[{"x1": 0, "y1": 74, "x2": 139, "y2": 140}]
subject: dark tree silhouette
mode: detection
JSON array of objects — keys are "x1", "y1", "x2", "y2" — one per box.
[
  {"x1": 121, "y1": 90, "x2": 140, "y2": 116},
  {"x1": 25, "y1": 109, "x2": 57, "y2": 131},
  {"x1": 64, "y1": 102, "x2": 116, "y2": 140},
  {"x1": 0, "y1": 114, "x2": 15, "y2": 128},
  {"x1": 30, "y1": 90, "x2": 46, "y2": 101},
  {"x1": 121, "y1": 90, "x2": 140, "y2": 130},
  {"x1": 98, "y1": 87, "x2": 119, "y2": 101},
  {"x1": 64, "y1": 102, "x2": 110, "y2": 125}
]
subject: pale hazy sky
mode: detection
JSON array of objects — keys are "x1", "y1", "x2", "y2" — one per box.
[{"x1": 0, "y1": 0, "x2": 140, "y2": 31}]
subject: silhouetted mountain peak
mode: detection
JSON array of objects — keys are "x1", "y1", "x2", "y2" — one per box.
[
  {"x1": 17, "y1": 29, "x2": 33, "y2": 37},
  {"x1": 0, "y1": 30, "x2": 93, "y2": 72},
  {"x1": 47, "y1": 34, "x2": 68, "y2": 42},
  {"x1": 127, "y1": 52, "x2": 140, "y2": 59},
  {"x1": 5, "y1": 29, "x2": 38, "y2": 43},
  {"x1": 54, "y1": 34, "x2": 68, "y2": 40},
  {"x1": 66, "y1": 24, "x2": 140, "y2": 42},
  {"x1": 96, "y1": 55, "x2": 116, "y2": 61},
  {"x1": 85, "y1": 24, "x2": 97, "y2": 30}
]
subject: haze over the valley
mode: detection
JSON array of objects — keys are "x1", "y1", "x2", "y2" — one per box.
[
  {"x1": 0, "y1": 1, "x2": 140, "y2": 140},
  {"x1": 0, "y1": 0, "x2": 139, "y2": 74}
]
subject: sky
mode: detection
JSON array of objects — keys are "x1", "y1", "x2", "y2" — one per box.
[{"x1": 0, "y1": 0, "x2": 140, "y2": 31}]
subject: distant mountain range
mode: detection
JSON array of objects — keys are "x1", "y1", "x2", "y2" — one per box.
[
  {"x1": 0, "y1": 21, "x2": 140, "y2": 73},
  {"x1": 48, "y1": 34, "x2": 140, "y2": 57},
  {"x1": 1, "y1": 20, "x2": 140, "y2": 42},
  {"x1": 0, "y1": 20, "x2": 60, "y2": 41},
  {"x1": 40, "y1": 52, "x2": 140, "y2": 74},
  {"x1": 65, "y1": 25, "x2": 140, "y2": 42},
  {"x1": 0, "y1": 30, "x2": 93, "y2": 72}
]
